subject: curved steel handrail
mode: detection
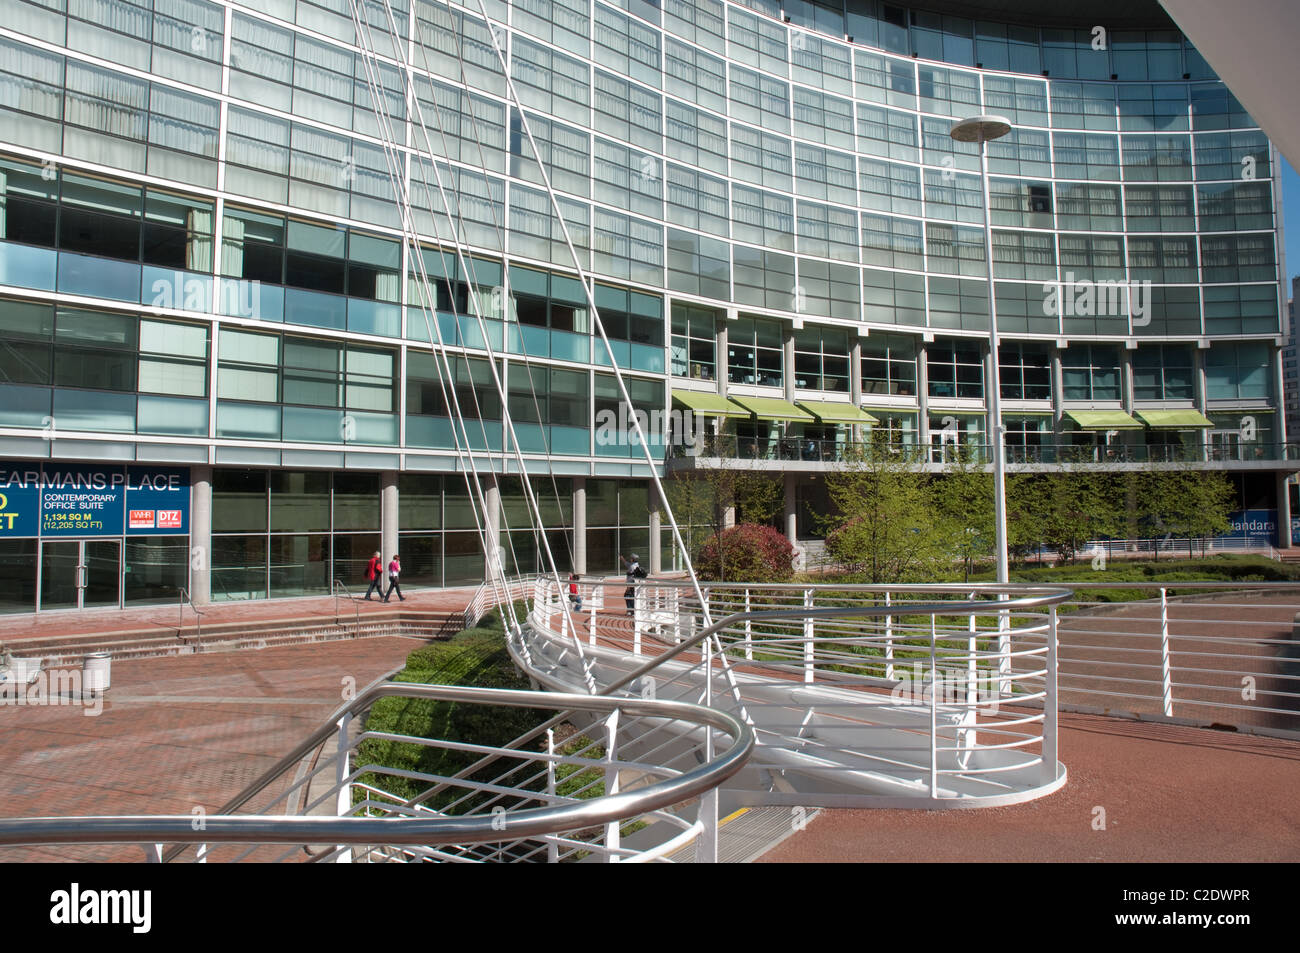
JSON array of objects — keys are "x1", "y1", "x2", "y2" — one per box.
[
  {"x1": 0, "y1": 684, "x2": 752, "y2": 849},
  {"x1": 533, "y1": 583, "x2": 1076, "y2": 698}
]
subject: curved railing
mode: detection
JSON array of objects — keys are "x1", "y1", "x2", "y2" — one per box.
[
  {"x1": 517, "y1": 578, "x2": 1072, "y2": 808},
  {"x1": 0, "y1": 680, "x2": 752, "y2": 863}
]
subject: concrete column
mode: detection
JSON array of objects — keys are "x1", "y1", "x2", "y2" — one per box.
[
  {"x1": 723, "y1": 503, "x2": 736, "y2": 529},
  {"x1": 1120, "y1": 346, "x2": 1136, "y2": 453},
  {"x1": 1120, "y1": 346, "x2": 1135, "y2": 411},
  {"x1": 850, "y1": 336, "x2": 863, "y2": 444},
  {"x1": 572, "y1": 478, "x2": 586, "y2": 574},
  {"x1": 649, "y1": 483, "x2": 662, "y2": 575},
  {"x1": 1278, "y1": 472, "x2": 1294, "y2": 549},
  {"x1": 783, "y1": 472, "x2": 797, "y2": 543},
  {"x1": 1275, "y1": 345, "x2": 1290, "y2": 445},
  {"x1": 916, "y1": 339, "x2": 931, "y2": 450},
  {"x1": 1050, "y1": 345, "x2": 1065, "y2": 444},
  {"x1": 783, "y1": 329, "x2": 796, "y2": 403},
  {"x1": 189, "y1": 464, "x2": 212, "y2": 607},
  {"x1": 715, "y1": 321, "x2": 729, "y2": 398},
  {"x1": 381, "y1": 469, "x2": 398, "y2": 568},
  {"x1": 484, "y1": 476, "x2": 501, "y2": 580},
  {"x1": 1192, "y1": 345, "x2": 1208, "y2": 414}
]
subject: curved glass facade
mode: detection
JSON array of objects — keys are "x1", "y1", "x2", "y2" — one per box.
[{"x1": 0, "y1": 0, "x2": 1292, "y2": 608}]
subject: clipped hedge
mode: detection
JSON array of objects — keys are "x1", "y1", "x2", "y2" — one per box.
[{"x1": 352, "y1": 606, "x2": 551, "y2": 808}]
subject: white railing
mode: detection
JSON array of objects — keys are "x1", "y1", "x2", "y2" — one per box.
[
  {"x1": 1051, "y1": 582, "x2": 1300, "y2": 735},
  {"x1": 519, "y1": 578, "x2": 1072, "y2": 808},
  {"x1": 0, "y1": 682, "x2": 752, "y2": 863}
]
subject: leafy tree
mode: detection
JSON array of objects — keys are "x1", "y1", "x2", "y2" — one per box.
[
  {"x1": 821, "y1": 435, "x2": 951, "y2": 583},
  {"x1": 933, "y1": 443, "x2": 994, "y2": 581},
  {"x1": 1165, "y1": 468, "x2": 1236, "y2": 556}
]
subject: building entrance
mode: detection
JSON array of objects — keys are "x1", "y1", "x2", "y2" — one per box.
[{"x1": 38, "y1": 539, "x2": 121, "y2": 610}]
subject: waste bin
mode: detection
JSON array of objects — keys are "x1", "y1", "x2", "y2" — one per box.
[{"x1": 83, "y1": 653, "x2": 111, "y2": 694}]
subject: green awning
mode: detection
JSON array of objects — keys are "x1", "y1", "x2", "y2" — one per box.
[
  {"x1": 727, "y1": 396, "x2": 816, "y2": 422},
  {"x1": 1065, "y1": 410, "x2": 1144, "y2": 431},
  {"x1": 795, "y1": 400, "x2": 879, "y2": 425},
  {"x1": 671, "y1": 389, "x2": 749, "y2": 418},
  {"x1": 1134, "y1": 409, "x2": 1215, "y2": 430}
]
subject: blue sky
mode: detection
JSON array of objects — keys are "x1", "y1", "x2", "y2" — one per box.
[{"x1": 1283, "y1": 156, "x2": 1300, "y2": 290}]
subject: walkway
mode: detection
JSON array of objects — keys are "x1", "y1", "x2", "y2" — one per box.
[
  {"x1": 759, "y1": 711, "x2": 1300, "y2": 862},
  {"x1": 0, "y1": 586, "x2": 479, "y2": 648},
  {"x1": 0, "y1": 635, "x2": 420, "y2": 863}
]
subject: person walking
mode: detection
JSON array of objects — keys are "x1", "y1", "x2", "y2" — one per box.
[
  {"x1": 364, "y1": 551, "x2": 383, "y2": 600},
  {"x1": 383, "y1": 554, "x2": 404, "y2": 602},
  {"x1": 568, "y1": 573, "x2": 582, "y2": 613},
  {"x1": 619, "y1": 553, "x2": 642, "y2": 615}
]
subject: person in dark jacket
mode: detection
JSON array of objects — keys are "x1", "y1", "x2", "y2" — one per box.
[
  {"x1": 619, "y1": 553, "x2": 642, "y2": 615},
  {"x1": 384, "y1": 554, "x2": 404, "y2": 602},
  {"x1": 364, "y1": 551, "x2": 383, "y2": 600}
]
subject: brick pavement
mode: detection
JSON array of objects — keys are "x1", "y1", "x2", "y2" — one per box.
[
  {"x1": 0, "y1": 587, "x2": 478, "y2": 647},
  {"x1": 758, "y1": 711, "x2": 1300, "y2": 863},
  {"x1": 0, "y1": 635, "x2": 422, "y2": 862}
]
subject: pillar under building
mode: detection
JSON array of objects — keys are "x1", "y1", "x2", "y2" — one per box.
[
  {"x1": 189, "y1": 464, "x2": 212, "y2": 607},
  {"x1": 381, "y1": 469, "x2": 398, "y2": 567}
]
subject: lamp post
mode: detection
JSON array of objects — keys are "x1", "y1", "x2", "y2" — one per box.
[{"x1": 950, "y1": 115, "x2": 1012, "y2": 585}]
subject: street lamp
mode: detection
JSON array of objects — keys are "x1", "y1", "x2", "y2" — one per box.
[{"x1": 950, "y1": 115, "x2": 1012, "y2": 585}]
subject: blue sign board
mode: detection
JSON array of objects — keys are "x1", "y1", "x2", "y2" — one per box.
[
  {"x1": 1222, "y1": 509, "x2": 1276, "y2": 543},
  {"x1": 0, "y1": 463, "x2": 189, "y2": 538}
]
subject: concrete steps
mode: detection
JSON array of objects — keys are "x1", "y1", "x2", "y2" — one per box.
[{"x1": 4, "y1": 606, "x2": 466, "y2": 668}]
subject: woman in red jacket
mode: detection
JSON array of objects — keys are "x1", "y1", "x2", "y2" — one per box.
[{"x1": 364, "y1": 551, "x2": 383, "y2": 600}]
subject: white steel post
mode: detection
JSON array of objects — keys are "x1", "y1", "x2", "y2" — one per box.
[
  {"x1": 803, "y1": 588, "x2": 815, "y2": 684},
  {"x1": 1159, "y1": 587, "x2": 1174, "y2": 716},
  {"x1": 744, "y1": 588, "x2": 753, "y2": 660},
  {"x1": 695, "y1": 634, "x2": 718, "y2": 863},
  {"x1": 603, "y1": 711, "x2": 620, "y2": 862},
  {"x1": 1043, "y1": 605, "x2": 1059, "y2": 784},
  {"x1": 884, "y1": 590, "x2": 894, "y2": 681},
  {"x1": 335, "y1": 711, "x2": 353, "y2": 864},
  {"x1": 546, "y1": 728, "x2": 558, "y2": 864},
  {"x1": 929, "y1": 627, "x2": 938, "y2": 799}
]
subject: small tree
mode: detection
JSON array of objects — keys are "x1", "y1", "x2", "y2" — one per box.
[
  {"x1": 821, "y1": 435, "x2": 951, "y2": 583},
  {"x1": 934, "y1": 442, "x2": 994, "y2": 581},
  {"x1": 1165, "y1": 467, "x2": 1236, "y2": 556}
]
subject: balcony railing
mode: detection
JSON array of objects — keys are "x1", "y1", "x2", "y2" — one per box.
[{"x1": 673, "y1": 439, "x2": 1300, "y2": 466}]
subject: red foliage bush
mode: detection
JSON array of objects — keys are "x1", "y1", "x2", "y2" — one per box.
[{"x1": 696, "y1": 523, "x2": 795, "y2": 582}]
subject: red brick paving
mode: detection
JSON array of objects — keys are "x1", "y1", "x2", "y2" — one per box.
[
  {"x1": 0, "y1": 635, "x2": 422, "y2": 862},
  {"x1": 759, "y1": 711, "x2": 1300, "y2": 863},
  {"x1": 0, "y1": 587, "x2": 478, "y2": 646}
]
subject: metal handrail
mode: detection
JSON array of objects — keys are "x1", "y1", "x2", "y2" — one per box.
[
  {"x1": 177, "y1": 587, "x2": 203, "y2": 646},
  {"x1": 566, "y1": 583, "x2": 1074, "y2": 698},
  {"x1": 332, "y1": 578, "x2": 361, "y2": 633},
  {"x1": 0, "y1": 683, "x2": 753, "y2": 850}
]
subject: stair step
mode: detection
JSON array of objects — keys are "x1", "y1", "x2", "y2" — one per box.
[{"x1": 5, "y1": 610, "x2": 466, "y2": 666}]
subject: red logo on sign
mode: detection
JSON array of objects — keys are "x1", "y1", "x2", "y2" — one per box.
[
  {"x1": 157, "y1": 509, "x2": 182, "y2": 529},
  {"x1": 129, "y1": 509, "x2": 155, "y2": 529}
]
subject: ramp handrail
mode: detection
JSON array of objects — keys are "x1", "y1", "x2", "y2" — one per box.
[{"x1": 0, "y1": 683, "x2": 752, "y2": 859}]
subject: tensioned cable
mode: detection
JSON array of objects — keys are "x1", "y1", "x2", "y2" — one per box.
[
  {"x1": 345, "y1": 0, "x2": 524, "y2": 635},
  {"x1": 349, "y1": 0, "x2": 597, "y2": 686},
  {"x1": 359, "y1": 0, "x2": 590, "y2": 657},
  {"x1": 462, "y1": 0, "x2": 717, "y2": 630},
  {"x1": 460, "y1": 0, "x2": 753, "y2": 722},
  {"x1": 400, "y1": 7, "x2": 582, "y2": 578}
]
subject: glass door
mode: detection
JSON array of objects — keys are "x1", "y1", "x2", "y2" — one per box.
[{"x1": 39, "y1": 540, "x2": 122, "y2": 610}]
